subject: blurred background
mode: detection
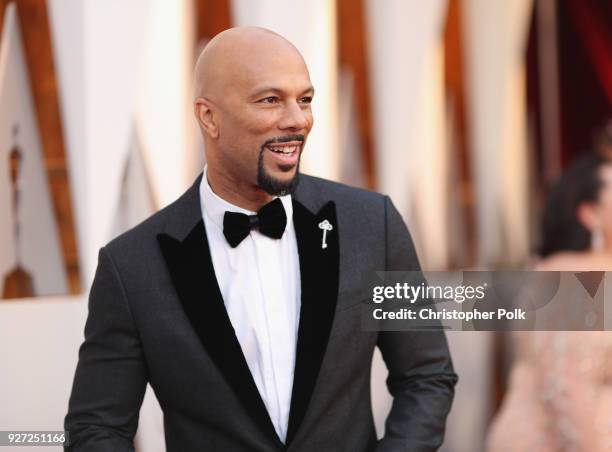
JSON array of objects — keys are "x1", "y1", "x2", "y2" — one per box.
[{"x1": 0, "y1": 0, "x2": 610, "y2": 451}]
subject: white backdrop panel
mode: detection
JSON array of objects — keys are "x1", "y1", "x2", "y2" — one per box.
[{"x1": 0, "y1": 4, "x2": 67, "y2": 297}]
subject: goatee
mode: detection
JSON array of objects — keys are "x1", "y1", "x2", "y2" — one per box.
[{"x1": 257, "y1": 151, "x2": 300, "y2": 196}]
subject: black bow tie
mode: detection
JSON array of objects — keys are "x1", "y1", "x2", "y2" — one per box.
[{"x1": 223, "y1": 198, "x2": 287, "y2": 248}]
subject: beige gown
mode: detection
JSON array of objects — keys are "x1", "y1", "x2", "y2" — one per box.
[
  {"x1": 487, "y1": 254, "x2": 612, "y2": 451},
  {"x1": 487, "y1": 331, "x2": 612, "y2": 451}
]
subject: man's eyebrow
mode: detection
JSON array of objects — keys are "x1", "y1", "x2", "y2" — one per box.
[{"x1": 250, "y1": 86, "x2": 315, "y2": 98}]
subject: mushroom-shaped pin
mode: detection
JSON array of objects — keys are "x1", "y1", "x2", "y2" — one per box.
[{"x1": 318, "y1": 219, "x2": 333, "y2": 249}]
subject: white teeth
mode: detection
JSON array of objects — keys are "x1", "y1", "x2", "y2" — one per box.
[{"x1": 269, "y1": 145, "x2": 297, "y2": 154}]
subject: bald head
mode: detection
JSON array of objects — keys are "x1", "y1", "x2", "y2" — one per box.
[
  {"x1": 194, "y1": 27, "x2": 307, "y2": 101},
  {"x1": 193, "y1": 27, "x2": 314, "y2": 211}
]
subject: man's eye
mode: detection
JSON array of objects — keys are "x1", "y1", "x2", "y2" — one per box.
[
  {"x1": 299, "y1": 96, "x2": 313, "y2": 104},
  {"x1": 258, "y1": 96, "x2": 279, "y2": 104}
]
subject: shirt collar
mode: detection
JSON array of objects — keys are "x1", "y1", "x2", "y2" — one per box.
[{"x1": 200, "y1": 165, "x2": 293, "y2": 232}]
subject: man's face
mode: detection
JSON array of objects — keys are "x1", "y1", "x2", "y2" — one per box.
[{"x1": 214, "y1": 46, "x2": 314, "y2": 196}]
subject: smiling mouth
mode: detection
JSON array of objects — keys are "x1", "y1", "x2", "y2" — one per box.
[{"x1": 265, "y1": 142, "x2": 301, "y2": 155}]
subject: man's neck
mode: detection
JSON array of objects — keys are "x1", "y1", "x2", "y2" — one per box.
[{"x1": 206, "y1": 166, "x2": 274, "y2": 212}]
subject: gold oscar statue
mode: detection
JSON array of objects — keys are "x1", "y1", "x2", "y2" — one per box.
[{"x1": 2, "y1": 125, "x2": 34, "y2": 299}]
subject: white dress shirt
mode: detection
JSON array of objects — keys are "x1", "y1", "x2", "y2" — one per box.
[{"x1": 199, "y1": 168, "x2": 301, "y2": 442}]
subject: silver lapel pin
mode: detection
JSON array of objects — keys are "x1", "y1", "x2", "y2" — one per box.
[{"x1": 318, "y1": 219, "x2": 333, "y2": 249}]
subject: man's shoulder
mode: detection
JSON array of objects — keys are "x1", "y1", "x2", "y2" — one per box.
[{"x1": 298, "y1": 174, "x2": 386, "y2": 206}]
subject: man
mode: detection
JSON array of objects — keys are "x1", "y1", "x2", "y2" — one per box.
[{"x1": 65, "y1": 27, "x2": 457, "y2": 451}]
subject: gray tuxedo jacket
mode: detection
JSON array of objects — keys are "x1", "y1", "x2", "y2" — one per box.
[{"x1": 65, "y1": 173, "x2": 457, "y2": 452}]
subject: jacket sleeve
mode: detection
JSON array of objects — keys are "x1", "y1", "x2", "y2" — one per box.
[
  {"x1": 64, "y1": 247, "x2": 147, "y2": 451},
  {"x1": 375, "y1": 196, "x2": 458, "y2": 452}
]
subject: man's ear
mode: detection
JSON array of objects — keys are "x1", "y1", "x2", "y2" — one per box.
[
  {"x1": 577, "y1": 202, "x2": 601, "y2": 232},
  {"x1": 194, "y1": 97, "x2": 219, "y2": 139}
]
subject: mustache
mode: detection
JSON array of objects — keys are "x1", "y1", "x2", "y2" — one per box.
[{"x1": 262, "y1": 134, "x2": 305, "y2": 147}]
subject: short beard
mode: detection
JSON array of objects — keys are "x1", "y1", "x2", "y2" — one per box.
[{"x1": 257, "y1": 150, "x2": 300, "y2": 196}]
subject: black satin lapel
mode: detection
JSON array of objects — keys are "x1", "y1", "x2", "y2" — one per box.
[
  {"x1": 157, "y1": 222, "x2": 281, "y2": 446},
  {"x1": 286, "y1": 200, "x2": 340, "y2": 445}
]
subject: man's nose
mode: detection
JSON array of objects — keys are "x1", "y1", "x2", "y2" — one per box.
[{"x1": 278, "y1": 101, "x2": 310, "y2": 131}]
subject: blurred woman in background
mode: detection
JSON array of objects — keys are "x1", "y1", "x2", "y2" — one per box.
[
  {"x1": 539, "y1": 153, "x2": 612, "y2": 270},
  {"x1": 487, "y1": 153, "x2": 612, "y2": 452}
]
